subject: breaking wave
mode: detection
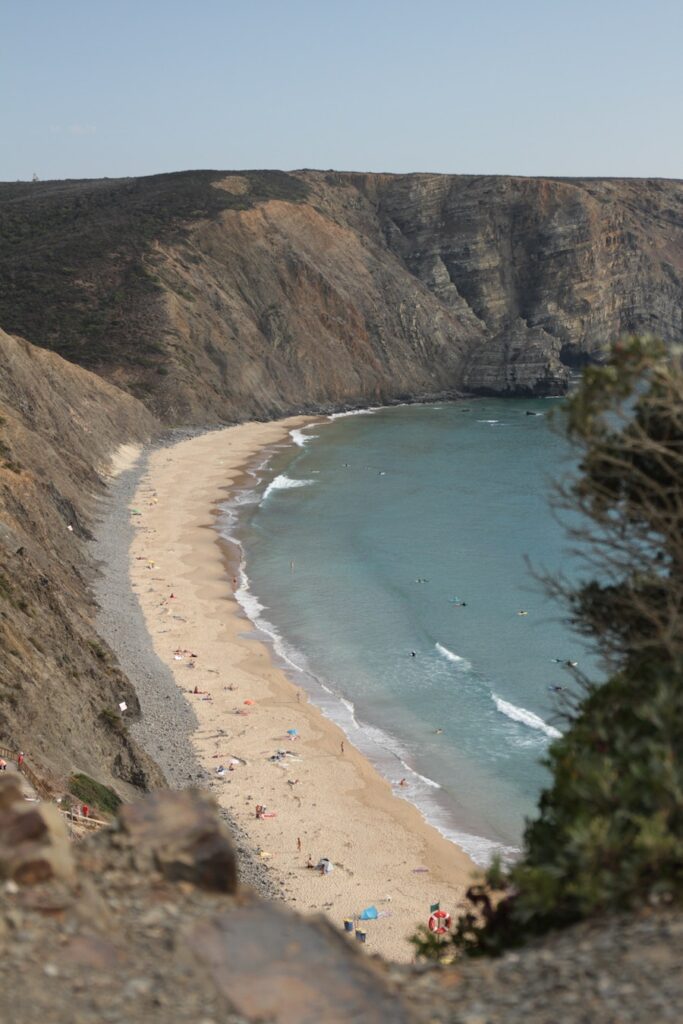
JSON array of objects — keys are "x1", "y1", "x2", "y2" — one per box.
[
  {"x1": 493, "y1": 695, "x2": 562, "y2": 740},
  {"x1": 262, "y1": 474, "x2": 315, "y2": 500},
  {"x1": 290, "y1": 427, "x2": 318, "y2": 447},
  {"x1": 435, "y1": 642, "x2": 472, "y2": 671}
]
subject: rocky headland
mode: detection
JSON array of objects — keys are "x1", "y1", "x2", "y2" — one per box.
[
  {"x1": 1, "y1": 170, "x2": 683, "y2": 1017},
  {"x1": 1, "y1": 171, "x2": 682, "y2": 423}
]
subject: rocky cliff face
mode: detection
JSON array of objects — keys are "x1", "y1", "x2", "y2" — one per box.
[
  {"x1": 0, "y1": 328, "x2": 162, "y2": 797},
  {"x1": 0, "y1": 168, "x2": 681, "y2": 791},
  {"x1": 348, "y1": 173, "x2": 683, "y2": 392},
  {"x1": 1, "y1": 171, "x2": 681, "y2": 421}
]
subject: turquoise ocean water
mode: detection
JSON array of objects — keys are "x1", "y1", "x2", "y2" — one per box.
[{"x1": 219, "y1": 400, "x2": 592, "y2": 864}]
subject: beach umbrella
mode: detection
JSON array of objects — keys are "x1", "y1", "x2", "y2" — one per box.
[
  {"x1": 244, "y1": 699, "x2": 255, "y2": 705},
  {"x1": 359, "y1": 905, "x2": 378, "y2": 921},
  {"x1": 287, "y1": 728, "x2": 298, "y2": 737}
]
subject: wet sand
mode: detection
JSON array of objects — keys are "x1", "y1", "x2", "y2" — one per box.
[{"x1": 122, "y1": 418, "x2": 476, "y2": 961}]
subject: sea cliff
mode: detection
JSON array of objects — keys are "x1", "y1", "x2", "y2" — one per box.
[{"x1": 1, "y1": 171, "x2": 681, "y2": 421}]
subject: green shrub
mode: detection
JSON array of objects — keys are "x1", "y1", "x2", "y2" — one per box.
[
  {"x1": 68, "y1": 772, "x2": 121, "y2": 816},
  {"x1": 446, "y1": 338, "x2": 683, "y2": 955}
]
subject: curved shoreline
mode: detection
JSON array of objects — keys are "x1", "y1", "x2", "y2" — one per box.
[{"x1": 96, "y1": 418, "x2": 476, "y2": 961}]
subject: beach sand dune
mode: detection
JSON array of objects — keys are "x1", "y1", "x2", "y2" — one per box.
[{"x1": 125, "y1": 419, "x2": 475, "y2": 961}]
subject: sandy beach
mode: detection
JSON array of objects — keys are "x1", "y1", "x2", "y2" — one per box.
[{"x1": 113, "y1": 418, "x2": 476, "y2": 961}]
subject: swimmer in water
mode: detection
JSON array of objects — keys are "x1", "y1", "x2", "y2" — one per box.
[{"x1": 410, "y1": 651, "x2": 416, "y2": 657}]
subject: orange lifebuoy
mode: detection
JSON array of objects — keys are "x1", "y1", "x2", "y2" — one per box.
[{"x1": 428, "y1": 909, "x2": 451, "y2": 934}]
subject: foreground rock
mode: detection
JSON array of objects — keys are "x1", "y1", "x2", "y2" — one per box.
[
  {"x1": 0, "y1": 775, "x2": 73, "y2": 884},
  {"x1": 397, "y1": 909, "x2": 683, "y2": 1024},
  {"x1": 0, "y1": 782, "x2": 413, "y2": 1024},
  {"x1": 1, "y1": 780, "x2": 682, "y2": 1024}
]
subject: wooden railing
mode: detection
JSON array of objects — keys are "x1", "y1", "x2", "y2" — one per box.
[
  {"x1": 0, "y1": 745, "x2": 56, "y2": 801},
  {"x1": 62, "y1": 809, "x2": 109, "y2": 830},
  {"x1": 0, "y1": 744, "x2": 110, "y2": 832}
]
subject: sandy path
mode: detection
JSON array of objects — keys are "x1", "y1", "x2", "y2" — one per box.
[{"x1": 126, "y1": 418, "x2": 476, "y2": 961}]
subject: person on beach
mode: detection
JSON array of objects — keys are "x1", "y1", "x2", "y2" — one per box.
[
  {"x1": 297, "y1": 837, "x2": 302, "y2": 852},
  {"x1": 340, "y1": 741, "x2": 345, "y2": 754},
  {"x1": 306, "y1": 856, "x2": 314, "y2": 869},
  {"x1": 399, "y1": 778, "x2": 408, "y2": 787}
]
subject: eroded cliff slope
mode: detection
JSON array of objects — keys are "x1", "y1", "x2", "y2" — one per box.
[
  {"x1": 1, "y1": 170, "x2": 681, "y2": 422},
  {"x1": 0, "y1": 328, "x2": 162, "y2": 796}
]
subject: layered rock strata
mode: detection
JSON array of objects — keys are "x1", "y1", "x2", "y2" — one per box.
[{"x1": 1, "y1": 171, "x2": 681, "y2": 421}]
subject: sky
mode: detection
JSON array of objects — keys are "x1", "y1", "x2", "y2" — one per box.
[{"x1": 2, "y1": 0, "x2": 682, "y2": 181}]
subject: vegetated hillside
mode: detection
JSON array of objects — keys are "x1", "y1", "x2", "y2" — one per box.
[
  {"x1": 0, "y1": 327, "x2": 162, "y2": 797},
  {"x1": 1, "y1": 170, "x2": 681, "y2": 423}
]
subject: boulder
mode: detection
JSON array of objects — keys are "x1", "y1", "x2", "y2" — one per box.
[
  {"x1": 118, "y1": 788, "x2": 237, "y2": 893},
  {"x1": 0, "y1": 776, "x2": 73, "y2": 884}
]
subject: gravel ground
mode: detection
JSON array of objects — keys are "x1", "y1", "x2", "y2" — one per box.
[
  {"x1": 90, "y1": 432, "x2": 278, "y2": 899},
  {"x1": 392, "y1": 908, "x2": 683, "y2": 1023}
]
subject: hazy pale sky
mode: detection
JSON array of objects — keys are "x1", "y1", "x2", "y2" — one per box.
[{"x1": 2, "y1": 0, "x2": 681, "y2": 181}]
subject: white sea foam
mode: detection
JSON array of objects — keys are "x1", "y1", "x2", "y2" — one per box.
[
  {"x1": 493, "y1": 695, "x2": 562, "y2": 739},
  {"x1": 262, "y1": 474, "x2": 315, "y2": 500},
  {"x1": 289, "y1": 427, "x2": 319, "y2": 447},
  {"x1": 477, "y1": 419, "x2": 500, "y2": 425},
  {"x1": 352, "y1": 723, "x2": 520, "y2": 865},
  {"x1": 435, "y1": 642, "x2": 472, "y2": 671},
  {"x1": 328, "y1": 406, "x2": 379, "y2": 421},
  {"x1": 339, "y1": 697, "x2": 360, "y2": 728},
  {"x1": 215, "y1": 420, "x2": 523, "y2": 872},
  {"x1": 354, "y1": 722, "x2": 441, "y2": 790},
  {"x1": 233, "y1": 554, "x2": 517, "y2": 868}
]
